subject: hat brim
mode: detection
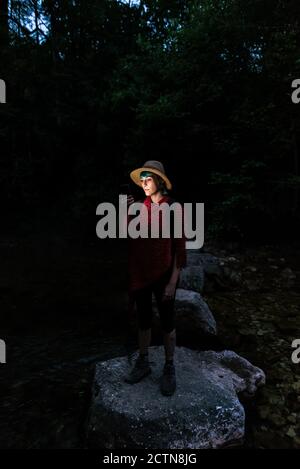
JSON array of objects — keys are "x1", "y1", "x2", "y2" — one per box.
[{"x1": 130, "y1": 167, "x2": 172, "y2": 190}]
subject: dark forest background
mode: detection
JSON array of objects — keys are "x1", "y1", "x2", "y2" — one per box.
[
  {"x1": 1, "y1": 2, "x2": 300, "y2": 450},
  {"x1": 1, "y1": 0, "x2": 300, "y2": 242}
]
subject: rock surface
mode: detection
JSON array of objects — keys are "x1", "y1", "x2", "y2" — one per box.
[
  {"x1": 181, "y1": 251, "x2": 237, "y2": 293},
  {"x1": 174, "y1": 289, "x2": 217, "y2": 335},
  {"x1": 153, "y1": 288, "x2": 217, "y2": 336},
  {"x1": 186, "y1": 251, "x2": 219, "y2": 267},
  {"x1": 178, "y1": 265, "x2": 205, "y2": 293},
  {"x1": 87, "y1": 346, "x2": 265, "y2": 449}
]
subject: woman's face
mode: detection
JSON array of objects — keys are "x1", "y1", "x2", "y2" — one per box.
[{"x1": 140, "y1": 174, "x2": 158, "y2": 196}]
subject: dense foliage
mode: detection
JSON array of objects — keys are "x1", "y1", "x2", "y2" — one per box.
[{"x1": 1, "y1": 0, "x2": 300, "y2": 241}]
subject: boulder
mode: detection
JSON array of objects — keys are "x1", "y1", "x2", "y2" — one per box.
[
  {"x1": 184, "y1": 251, "x2": 234, "y2": 292},
  {"x1": 153, "y1": 288, "x2": 217, "y2": 336},
  {"x1": 186, "y1": 251, "x2": 219, "y2": 267},
  {"x1": 178, "y1": 266, "x2": 204, "y2": 293},
  {"x1": 87, "y1": 346, "x2": 265, "y2": 449}
]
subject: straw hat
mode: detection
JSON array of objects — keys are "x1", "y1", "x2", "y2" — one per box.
[{"x1": 130, "y1": 160, "x2": 172, "y2": 190}]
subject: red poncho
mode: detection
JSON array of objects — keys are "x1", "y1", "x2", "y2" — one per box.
[{"x1": 127, "y1": 195, "x2": 187, "y2": 292}]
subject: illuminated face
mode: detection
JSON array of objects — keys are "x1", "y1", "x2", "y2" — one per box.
[{"x1": 140, "y1": 172, "x2": 158, "y2": 196}]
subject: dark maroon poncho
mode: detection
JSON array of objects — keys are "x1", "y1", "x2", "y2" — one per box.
[{"x1": 128, "y1": 195, "x2": 186, "y2": 293}]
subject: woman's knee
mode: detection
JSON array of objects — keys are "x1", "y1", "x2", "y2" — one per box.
[
  {"x1": 161, "y1": 318, "x2": 176, "y2": 334},
  {"x1": 138, "y1": 315, "x2": 152, "y2": 330}
]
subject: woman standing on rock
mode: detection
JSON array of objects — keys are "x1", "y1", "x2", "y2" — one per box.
[{"x1": 124, "y1": 160, "x2": 186, "y2": 396}]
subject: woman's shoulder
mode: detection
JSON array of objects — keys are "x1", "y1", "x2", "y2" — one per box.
[{"x1": 165, "y1": 196, "x2": 183, "y2": 207}]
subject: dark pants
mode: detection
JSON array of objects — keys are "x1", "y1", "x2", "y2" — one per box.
[{"x1": 132, "y1": 268, "x2": 177, "y2": 334}]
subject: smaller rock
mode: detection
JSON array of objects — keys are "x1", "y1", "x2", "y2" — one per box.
[
  {"x1": 153, "y1": 289, "x2": 217, "y2": 336},
  {"x1": 280, "y1": 268, "x2": 296, "y2": 279},
  {"x1": 178, "y1": 266, "x2": 205, "y2": 293},
  {"x1": 286, "y1": 427, "x2": 297, "y2": 438},
  {"x1": 174, "y1": 289, "x2": 217, "y2": 336}
]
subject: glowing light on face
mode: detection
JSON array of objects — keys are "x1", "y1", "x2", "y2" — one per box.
[{"x1": 140, "y1": 172, "x2": 158, "y2": 194}]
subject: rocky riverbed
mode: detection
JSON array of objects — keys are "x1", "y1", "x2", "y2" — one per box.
[
  {"x1": 202, "y1": 242, "x2": 300, "y2": 449},
  {"x1": 0, "y1": 236, "x2": 299, "y2": 448}
]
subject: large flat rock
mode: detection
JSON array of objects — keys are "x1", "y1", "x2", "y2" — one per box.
[{"x1": 87, "y1": 346, "x2": 265, "y2": 449}]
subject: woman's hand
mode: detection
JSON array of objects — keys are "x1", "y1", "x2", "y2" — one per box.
[{"x1": 162, "y1": 282, "x2": 176, "y2": 301}]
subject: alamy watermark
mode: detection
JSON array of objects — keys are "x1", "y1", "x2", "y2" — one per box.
[
  {"x1": 291, "y1": 79, "x2": 300, "y2": 104},
  {"x1": 0, "y1": 79, "x2": 6, "y2": 103},
  {"x1": 291, "y1": 339, "x2": 300, "y2": 364},
  {"x1": 96, "y1": 196, "x2": 204, "y2": 249},
  {"x1": 0, "y1": 339, "x2": 6, "y2": 364}
]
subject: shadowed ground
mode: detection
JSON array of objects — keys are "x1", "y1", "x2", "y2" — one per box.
[{"x1": 0, "y1": 231, "x2": 299, "y2": 448}]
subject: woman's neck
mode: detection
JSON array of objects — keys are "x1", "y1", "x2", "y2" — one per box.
[{"x1": 150, "y1": 191, "x2": 164, "y2": 204}]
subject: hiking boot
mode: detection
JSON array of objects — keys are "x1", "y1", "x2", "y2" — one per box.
[
  {"x1": 124, "y1": 355, "x2": 151, "y2": 384},
  {"x1": 160, "y1": 362, "x2": 176, "y2": 396}
]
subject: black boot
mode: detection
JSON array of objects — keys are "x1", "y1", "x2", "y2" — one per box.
[
  {"x1": 160, "y1": 360, "x2": 176, "y2": 396},
  {"x1": 124, "y1": 354, "x2": 151, "y2": 384}
]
